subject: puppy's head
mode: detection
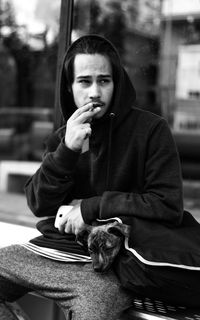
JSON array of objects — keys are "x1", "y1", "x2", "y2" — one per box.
[{"x1": 77, "y1": 221, "x2": 130, "y2": 273}]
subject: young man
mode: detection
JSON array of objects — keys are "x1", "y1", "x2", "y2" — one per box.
[{"x1": 1, "y1": 35, "x2": 197, "y2": 320}]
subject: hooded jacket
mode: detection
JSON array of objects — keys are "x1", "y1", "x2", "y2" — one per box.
[{"x1": 25, "y1": 35, "x2": 200, "y2": 276}]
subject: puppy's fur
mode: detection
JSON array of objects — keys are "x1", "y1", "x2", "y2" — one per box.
[{"x1": 76, "y1": 221, "x2": 130, "y2": 273}]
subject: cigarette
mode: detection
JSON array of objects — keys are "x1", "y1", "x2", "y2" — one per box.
[{"x1": 89, "y1": 103, "x2": 103, "y2": 111}]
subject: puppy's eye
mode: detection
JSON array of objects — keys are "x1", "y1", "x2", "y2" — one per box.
[
  {"x1": 104, "y1": 246, "x2": 115, "y2": 252},
  {"x1": 88, "y1": 248, "x2": 95, "y2": 254}
]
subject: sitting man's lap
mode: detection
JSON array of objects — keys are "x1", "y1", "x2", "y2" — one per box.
[{"x1": 0, "y1": 245, "x2": 132, "y2": 320}]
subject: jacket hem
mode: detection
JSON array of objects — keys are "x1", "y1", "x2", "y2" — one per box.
[{"x1": 124, "y1": 238, "x2": 200, "y2": 270}]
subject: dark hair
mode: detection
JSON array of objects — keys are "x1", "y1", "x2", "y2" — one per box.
[{"x1": 64, "y1": 35, "x2": 120, "y2": 88}]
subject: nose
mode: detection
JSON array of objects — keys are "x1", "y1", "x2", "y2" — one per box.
[
  {"x1": 93, "y1": 263, "x2": 104, "y2": 273},
  {"x1": 89, "y1": 82, "x2": 101, "y2": 100}
]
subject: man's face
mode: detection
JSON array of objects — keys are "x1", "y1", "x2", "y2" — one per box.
[{"x1": 71, "y1": 54, "x2": 114, "y2": 118}]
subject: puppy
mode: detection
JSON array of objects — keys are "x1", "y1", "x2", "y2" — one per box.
[{"x1": 76, "y1": 221, "x2": 130, "y2": 273}]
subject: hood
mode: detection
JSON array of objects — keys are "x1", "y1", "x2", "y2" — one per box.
[{"x1": 59, "y1": 34, "x2": 136, "y2": 128}]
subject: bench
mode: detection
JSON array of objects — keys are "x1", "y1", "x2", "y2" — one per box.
[
  {"x1": 122, "y1": 296, "x2": 200, "y2": 319},
  {"x1": 0, "y1": 221, "x2": 41, "y2": 247}
]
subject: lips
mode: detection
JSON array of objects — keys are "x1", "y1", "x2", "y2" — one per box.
[
  {"x1": 89, "y1": 102, "x2": 104, "y2": 112},
  {"x1": 92, "y1": 102, "x2": 104, "y2": 108}
]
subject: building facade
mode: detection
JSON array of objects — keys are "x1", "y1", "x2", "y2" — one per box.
[{"x1": 160, "y1": 0, "x2": 200, "y2": 130}]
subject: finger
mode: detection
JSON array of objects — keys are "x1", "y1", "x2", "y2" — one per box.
[
  {"x1": 58, "y1": 212, "x2": 70, "y2": 233},
  {"x1": 77, "y1": 107, "x2": 101, "y2": 124},
  {"x1": 70, "y1": 102, "x2": 95, "y2": 120},
  {"x1": 58, "y1": 222, "x2": 66, "y2": 233},
  {"x1": 83, "y1": 127, "x2": 92, "y2": 139},
  {"x1": 71, "y1": 105, "x2": 101, "y2": 123},
  {"x1": 64, "y1": 222, "x2": 73, "y2": 234},
  {"x1": 81, "y1": 122, "x2": 91, "y2": 129}
]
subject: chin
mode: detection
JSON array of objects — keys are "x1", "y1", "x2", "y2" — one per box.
[{"x1": 94, "y1": 109, "x2": 106, "y2": 119}]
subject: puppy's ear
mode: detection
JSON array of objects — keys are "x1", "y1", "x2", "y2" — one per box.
[
  {"x1": 76, "y1": 229, "x2": 90, "y2": 248},
  {"x1": 108, "y1": 222, "x2": 130, "y2": 238}
]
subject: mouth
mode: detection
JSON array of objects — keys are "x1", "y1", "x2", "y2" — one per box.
[
  {"x1": 90, "y1": 102, "x2": 104, "y2": 111},
  {"x1": 92, "y1": 260, "x2": 112, "y2": 273},
  {"x1": 93, "y1": 265, "x2": 111, "y2": 273},
  {"x1": 93, "y1": 102, "x2": 104, "y2": 107}
]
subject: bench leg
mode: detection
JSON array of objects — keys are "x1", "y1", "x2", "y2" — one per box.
[{"x1": 0, "y1": 301, "x2": 30, "y2": 320}]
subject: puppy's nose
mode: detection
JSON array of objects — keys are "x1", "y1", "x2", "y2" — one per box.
[
  {"x1": 93, "y1": 262, "x2": 109, "y2": 273},
  {"x1": 93, "y1": 265, "x2": 103, "y2": 273}
]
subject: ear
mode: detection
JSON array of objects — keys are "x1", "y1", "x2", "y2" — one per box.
[
  {"x1": 76, "y1": 229, "x2": 90, "y2": 248},
  {"x1": 108, "y1": 222, "x2": 130, "y2": 238},
  {"x1": 76, "y1": 230, "x2": 89, "y2": 248}
]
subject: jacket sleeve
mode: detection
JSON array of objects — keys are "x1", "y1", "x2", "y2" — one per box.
[
  {"x1": 81, "y1": 119, "x2": 184, "y2": 226},
  {"x1": 24, "y1": 130, "x2": 80, "y2": 217}
]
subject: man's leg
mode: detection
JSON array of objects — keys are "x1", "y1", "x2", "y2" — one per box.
[
  {"x1": 0, "y1": 275, "x2": 30, "y2": 320},
  {"x1": 51, "y1": 263, "x2": 132, "y2": 320},
  {"x1": 0, "y1": 244, "x2": 132, "y2": 320}
]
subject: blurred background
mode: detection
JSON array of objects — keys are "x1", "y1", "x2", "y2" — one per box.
[{"x1": 0, "y1": 0, "x2": 200, "y2": 227}]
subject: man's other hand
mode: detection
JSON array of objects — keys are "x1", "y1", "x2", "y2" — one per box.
[{"x1": 58, "y1": 203, "x2": 87, "y2": 235}]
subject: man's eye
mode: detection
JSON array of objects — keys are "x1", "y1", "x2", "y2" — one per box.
[
  {"x1": 99, "y1": 79, "x2": 109, "y2": 85},
  {"x1": 79, "y1": 80, "x2": 90, "y2": 85}
]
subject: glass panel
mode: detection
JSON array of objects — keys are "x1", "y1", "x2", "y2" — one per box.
[
  {"x1": 160, "y1": 0, "x2": 200, "y2": 186},
  {"x1": 0, "y1": 0, "x2": 61, "y2": 228},
  {"x1": 72, "y1": 0, "x2": 200, "y2": 134},
  {"x1": 161, "y1": 0, "x2": 200, "y2": 131},
  {"x1": 0, "y1": 0, "x2": 61, "y2": 164}
]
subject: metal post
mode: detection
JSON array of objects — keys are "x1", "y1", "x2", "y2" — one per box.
[{"x1": 54, "y1": 0, "x2": 74, "y2": 130}]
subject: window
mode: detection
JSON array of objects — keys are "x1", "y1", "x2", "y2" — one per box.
[{"x1": 0, "y1": 0, "x2": 61, "y2": 163}]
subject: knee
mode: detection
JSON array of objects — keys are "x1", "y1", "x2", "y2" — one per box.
[{"x1": 71, "y1": 282, "x2": 131, "y2": 320}]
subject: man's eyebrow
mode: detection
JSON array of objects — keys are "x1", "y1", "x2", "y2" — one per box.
[
  {"x1": 76, "y1": 74, "x2": 112, "y2": 79},
  {"x1": 76, "y1": 75, "x2": 90, "y2": 79},
  {"x1": 98, "y1": 74, "x2": 112, "y2": 78}
]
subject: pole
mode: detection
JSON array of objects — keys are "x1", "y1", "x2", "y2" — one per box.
[{"x1": 54, "y1": 0, "x2": 74, "y2": 130}]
